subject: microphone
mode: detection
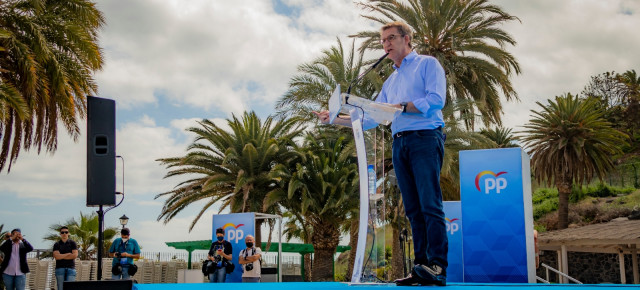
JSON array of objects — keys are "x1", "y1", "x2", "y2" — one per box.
[{"x1": 346, "y1": 53, "x2": 389, "y2": 100}]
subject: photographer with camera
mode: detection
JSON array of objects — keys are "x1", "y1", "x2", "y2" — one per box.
[
  {"x1": 109, "y1": 228, "x2": 140, "y2": 280},
  {"x1": 238, "y1": 235, "x2": 262, "y2": 283},
  {"x1": 207, "y1": 228, "x2": 232, "y2": 283}
]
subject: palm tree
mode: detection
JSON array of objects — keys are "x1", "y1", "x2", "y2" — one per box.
[
  {"x1": 583, "y1": 70, "x2": 640, "y2": 153},
  {"x1": 480, "y1": 127, "x2": 518, "y2": 148},
  {"x1": 439, "y1": 101, "x2": 496, "y2": 200},
  {"x1": 275, "y1": 38, "x2": 385, "y2": 122},
  {"x1": 354, "y1": 0, "x2": 521, "y2": 128},
  {"x1": 43, "y1": 212, "x2": 118, "y2": 260},
  {"x1": 266, "y1": 132, "x2": 360, "y2": 281},
  {"x1": 0, "y1": 0, "x2": 105, "y2": 172},
  {"x1": 617, "y1": 70, "x2": 640, "y2": 151},
  {"x1": 518, "y1": 93, "x2": 628, "y2": 229},
  {"x1": 156, "y1": 111, "x2": 304, "y2": 245}
]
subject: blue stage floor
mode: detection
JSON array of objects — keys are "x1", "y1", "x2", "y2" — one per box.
[{"x1": 133, "y1": 282, "x2": 638, "y2": 289}]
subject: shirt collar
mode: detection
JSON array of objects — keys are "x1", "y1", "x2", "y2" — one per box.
[{"x1": 393, "y1": 51, "x2": 418, "y2": 70}]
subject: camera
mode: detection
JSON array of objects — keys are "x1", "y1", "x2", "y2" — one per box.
[
  {"x1": 245, "y1": 263, "x2": 253, "y2": 271},
  {"x1": 115, "y1": 252, "x2": 122, "y2": 258}
]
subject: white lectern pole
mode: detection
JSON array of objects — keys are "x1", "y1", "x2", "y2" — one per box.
[
  {"x1": 349, "y1": 107, "x2": 369, "y2": 283},
  {"x1": 327, "y1": 85, "x2": 401, "y2": 283}
]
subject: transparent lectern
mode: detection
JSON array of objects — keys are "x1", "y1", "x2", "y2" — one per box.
[{"x1": 328, "y1": 85, "x2": 401, "y2": 283}]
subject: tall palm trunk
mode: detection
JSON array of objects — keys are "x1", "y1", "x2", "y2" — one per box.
[
  {"x1": 304, "y1": 253, "x2": 313, "y2": 281},
  {"x1": 555, "y1": 174, "x2": 572, "y2": 229},
  {"x1": 254, "y1": 219, "x2": 263, "y2": 247},
  {"x1": 346, "y1": 219, "x2": 358, "y2": 280},
  {"x1": 311, "y1": 223, "x2": 340, "y2": 281}
]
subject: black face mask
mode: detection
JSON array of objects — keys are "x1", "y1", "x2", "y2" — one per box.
[
  {"x1": 217, "y1": 236, "x2": 224, "y2": 242},
  {"x1": 246, "y1": 242, "x2": 254, "y2": 248}
]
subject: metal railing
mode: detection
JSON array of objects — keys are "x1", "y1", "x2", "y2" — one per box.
[{"x1": 540, "y1": 262, "x2": 583, "y2": 284}]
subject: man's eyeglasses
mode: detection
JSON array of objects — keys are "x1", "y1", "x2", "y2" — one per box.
[
  {"x1": 380, "y1": 34, "x2": 403, "y2": 44},
  {"x1": 60, "y1": 231, "x2": 69, "y2": 234}
]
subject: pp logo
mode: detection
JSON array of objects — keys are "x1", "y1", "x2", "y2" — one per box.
[
  {"x1": 222, "y1": 223, "x2": 245, "y2": 243},
  {"x1": 475, "y1": 171, "x2": 508, "y2": 194},
  {"x1": 445, "y1": 218, "x2": 460, "y2": 235}
]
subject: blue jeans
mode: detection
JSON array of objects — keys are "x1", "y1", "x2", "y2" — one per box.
[
  {"x1": 209, "y1": 266, "x2": 226, "y2": 283},
  {"x1": 55, "y1": 268, "x2": 77, "y2": 290},
  {"x1": 2, "y1": 273, "x2": 26, "y2": 290},
  {"x1": 392, "y1": 129, "x2": 448, "y2": 268},
  {"x1": 111, "y1": 264, "x2": 131, "y2": 280}
]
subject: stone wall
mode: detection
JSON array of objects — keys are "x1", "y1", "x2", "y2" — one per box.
[{"x1": 537, "y1": 250, "x2": 639, "y2": 284}]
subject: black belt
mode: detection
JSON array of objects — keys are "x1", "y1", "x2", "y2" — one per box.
[{"x1": 394, "y1": 127, "x2": 442, "y2": 139}]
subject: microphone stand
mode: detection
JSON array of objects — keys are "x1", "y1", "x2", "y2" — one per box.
[{"x1": 345, "y1": 53, "x2": 389, "y2": 102}]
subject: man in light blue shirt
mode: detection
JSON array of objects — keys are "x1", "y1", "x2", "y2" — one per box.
[{"x1": 314, "y1": 21, "x2": 447, "y2": 286}]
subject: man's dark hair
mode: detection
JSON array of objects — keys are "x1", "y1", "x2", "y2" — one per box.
[
  {"x1": 60, "y1": 226, "x2": 69, "y2": 232},
  {"x1": 215, "y1": 227, "x2": 224, "y2": 234},
  {"x1": 121, "y1": 228, "x2": 130, "y2": 235}
]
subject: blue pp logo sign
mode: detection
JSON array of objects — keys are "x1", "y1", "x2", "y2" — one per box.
[
  {"x1": 475, "y1": 171, "x2": 508, "y2": 194},
  {"x1": 222, "y1": 223, "x2": 245, "y2": 243},
  {"x1": 445, "y1": 218, "x2": 460, "y2": 235}
]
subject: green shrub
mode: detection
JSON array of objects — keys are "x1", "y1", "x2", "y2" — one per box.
[
  {"x1": 532, "y1": 188, "x2": 558, "y2": 204},
  {"x1": 533, "y1": 198, "x2": 558, "y2": 220},
  {"x1": 579, "y1": 183, "x2": 635, "y2": 199},
  {"x1": 534, "y1": 224, "x2": 547, "y2": 233}
]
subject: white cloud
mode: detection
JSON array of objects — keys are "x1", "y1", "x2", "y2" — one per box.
[
  {"x1": 2, "y1": 0, "x2": 640, "y2": 252},
  {"x1": 94, "y1": 0, "x2": 376, "y2": 116},
  {"x1": 0, "y1": 126, "x2": 86, "y2": 200},
  {"x1": 0, "y1": 115, "x2": 189, "y2": 200},
  {"x1": 493, "y1": 0, "x2": 640, "y2": 131}
]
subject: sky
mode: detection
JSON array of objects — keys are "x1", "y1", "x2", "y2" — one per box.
[{"x1": 1, "y1": 0, "x2": 640, "y2": 253}]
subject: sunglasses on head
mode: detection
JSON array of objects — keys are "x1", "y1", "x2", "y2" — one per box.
[{"x1": 60, "y1": 231, "x2": 69, "y2": 234}]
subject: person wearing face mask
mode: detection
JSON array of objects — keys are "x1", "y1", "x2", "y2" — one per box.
[
  {"x1": 108, "y1": 228, "x2": 141, "y2": 280},
  {"x1": 238, "y1": 235, "x2": 262, "y2": 282},
  {"x1": 207, "y1": 227, "x2": 232, "y2": 283}
]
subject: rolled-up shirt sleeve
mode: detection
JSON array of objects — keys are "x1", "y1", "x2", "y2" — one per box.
[{"x1": 413, "y1": 57, "x2": 446, "y2": 115}]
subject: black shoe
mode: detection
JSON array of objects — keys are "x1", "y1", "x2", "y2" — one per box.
[
  {"x1": 413, "y1": 264, "x2": 447, "y2": 286},
  {"x1": 394, "y1": 272, "x2": 421, "y2": 286}
]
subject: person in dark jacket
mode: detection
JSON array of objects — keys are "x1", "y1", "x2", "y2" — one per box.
[
  {"x1": 0, "y1": 229, "x2": 34, "y2": 290},
  {"x1": 207, "y1": 227, "x2": 232, "y2": 283}
]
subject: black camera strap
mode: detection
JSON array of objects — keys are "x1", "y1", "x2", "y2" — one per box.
[
  {"x1": 243, "y1": 247, "x2": 262, "y2": 265},
  {"x1": 118, "y1": 239, "x2": 129, "y2": 252},
  {"x1": 243, "y1": 247, "x2": 255, "y2": 259}
]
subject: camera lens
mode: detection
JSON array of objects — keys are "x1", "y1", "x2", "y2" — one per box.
[{"x1": 245, "y1": 263, "x2": 253, "y2": 271}]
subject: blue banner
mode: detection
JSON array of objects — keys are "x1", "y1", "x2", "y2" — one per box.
[
  {"x1": 212, "y1": 213, "x2": 255, "y2": 283},
  {"x1": 443, "y1": 201, "x2": 463, "y2": 282},
  {"x1": 459, "y1": 148, "x2": 535, "y2": 283}
]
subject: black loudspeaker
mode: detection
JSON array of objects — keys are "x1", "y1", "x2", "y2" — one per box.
[
  {"x1": 87, "y1": 96, "x2": 116, "y2": 206},
  {"x1": 64, "y1": 280, "x2": 132, "y2": 290}
]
